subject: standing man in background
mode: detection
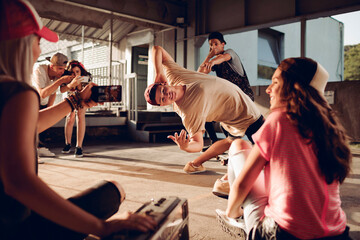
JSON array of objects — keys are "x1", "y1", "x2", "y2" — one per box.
[
  {"x1": 197, "y1": 32, "x2": 258, "y2": 198},
  {"x1": 198, "y1": 32, "x2": 255, "y2": 151},
  {"x1": 198, "y1": 32, "x2": 254, "y2": 100},
  {"x1": 32, "y1": 52, "x2": 72, "y2": 157}
]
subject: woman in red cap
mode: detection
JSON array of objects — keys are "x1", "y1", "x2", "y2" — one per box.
[{"x1": 0, "y1": 1, "x2": 156, "y2": 239}]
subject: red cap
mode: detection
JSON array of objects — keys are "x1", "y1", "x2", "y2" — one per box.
[
  {"x1": 144, "y1": 83, "x2": 161, "y2": 106},
  {"x1": 0, "y1": 0, "x2": 58, "y2": 42}
]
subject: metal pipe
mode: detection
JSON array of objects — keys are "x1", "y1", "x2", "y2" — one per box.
[
  {"x1": 184, "y1": 26, "x2": 187, "y2": 68},
  {"x1": 107, "y1": 16, "x2": 113, "y2": 109},
  {"x1": 134, "y1": 73, "x2": 138, "y2": 122},
  {"x1": 81, "y1": 25, "x2": 85, "y2": 63},
  {"x1": 300, "y1": 19, "x2": 306, "y2": 57}
]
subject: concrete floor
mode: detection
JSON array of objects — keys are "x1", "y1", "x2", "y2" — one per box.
[{"x1": 38, "y1": 140, "x2": 360, "y2": 239}]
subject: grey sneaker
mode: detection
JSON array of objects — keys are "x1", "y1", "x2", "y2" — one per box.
[
  {"x1": 215, "y1": 209, "x2": 246, "y2": 239},
  {"x1": 38, "y1": 147, "x2": 55, "y2": 157}
]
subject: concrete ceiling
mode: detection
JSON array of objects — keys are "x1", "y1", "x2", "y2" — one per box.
[
  {"x1": 29, "y1": 0, "x2": 187, "y2": 44},
  {"x1": 29, "y1": 0, "x2": 360, "y2": 43},
  {"x1": 195, "y1": 0, "x2": 360, "y2": 35}
]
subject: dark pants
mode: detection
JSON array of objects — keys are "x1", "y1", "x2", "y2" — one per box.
[
  {"x1": 206, "y1": 116, "x2": 264, "y2": 145},
  {"x1": 205, "y1": 122, "x2": 219, "y2": 143},
  {"x1": 226, "y1": 116, "x2": 265, "y2": 144},
  {"x1": 3, "y1": 181, "x2": 121, "y2": 240},
  {"x1": 245, "y1": 115, "x2": 265, "y2": 144}
]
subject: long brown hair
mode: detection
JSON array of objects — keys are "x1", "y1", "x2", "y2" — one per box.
[
  {"x1": 64, "y1": 60, "x2": 91, "y2": 78},
  {"x1": 278, "y1": 57, "x2": 351, "y2": 184}
]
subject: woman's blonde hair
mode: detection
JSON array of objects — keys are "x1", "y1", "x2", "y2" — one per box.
[{"x1": 0, "y1": 34, "x2": 35, "y2": 84}]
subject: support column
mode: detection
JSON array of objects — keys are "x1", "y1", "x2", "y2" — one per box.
[
  {"x1": 300, "y1": 18, "x2": 306, "y2": 57},
  {"x1": 109, "y1": 16, "x2": 113, "y2": 85},
  {"x1": 81, "y1": 25, "x2": 85, "y2": 63}
]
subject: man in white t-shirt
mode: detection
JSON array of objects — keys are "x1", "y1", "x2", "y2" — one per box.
[
  {"x1": 144, "y1": 46, "x2": 264, "y2": 178},
  {"x1": 32, "y1": 52, "x2": 73, "y2": 157}
]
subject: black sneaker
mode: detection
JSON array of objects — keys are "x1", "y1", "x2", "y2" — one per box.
[
  {"x1": 202, "y1": 141, "x2": 218, "y2": 152},
  {"x1": 202, "y1": 145, "x2": 211, "y2": 152},
  {"x1": 74, "y1": 147, "x2": 83, "y2": 158},
  {"x1": 62, "y1": 144, "x2": 71, "y2": 153}
]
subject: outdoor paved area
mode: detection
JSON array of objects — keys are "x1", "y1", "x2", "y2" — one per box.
[{"x1": 39, "y1": 140, "x2": 360, "y2": 239}]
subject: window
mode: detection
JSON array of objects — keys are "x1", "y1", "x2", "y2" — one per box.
[{"x1": 258, "y1": 29, "x2": 284, "y2": 81}]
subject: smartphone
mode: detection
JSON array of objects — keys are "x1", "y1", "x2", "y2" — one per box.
[
  {"x1": 90, "y1": 85, "x2": 122, "y2": 102},
  {"x1": 80, "y1": 76, "x2": 90, "y2": 83}
]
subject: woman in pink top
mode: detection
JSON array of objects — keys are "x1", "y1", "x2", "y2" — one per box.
[{"x1": 219, "y1": 57, "x2": 352, "y2": 239}]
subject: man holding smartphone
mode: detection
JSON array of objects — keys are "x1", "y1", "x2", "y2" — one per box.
[{"x1": 32, "y1": 52, "x2": 72, "y2": 158}]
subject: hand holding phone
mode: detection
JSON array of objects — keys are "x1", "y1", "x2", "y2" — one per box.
[
  {"x1": 90, "y1": 85, "x2": 122, "y2": 102},
  {"x1": 67, "y1": 76, "x2": 82, "y2": 89},
  {"x1": 80, "y1": 76, "x2": 90, "y2": 83}
]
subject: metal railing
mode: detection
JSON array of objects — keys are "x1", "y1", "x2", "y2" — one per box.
[
  {"x1": 87, "y1": 61, "x2": 126, "y2": 111},
  {"x1": 125, "y1": 73, "x2": 138, "y2": 121}
]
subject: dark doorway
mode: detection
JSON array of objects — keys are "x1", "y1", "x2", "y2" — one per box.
[{"x1": 131, "y1": 45, "x2": 149, "y2": 110}]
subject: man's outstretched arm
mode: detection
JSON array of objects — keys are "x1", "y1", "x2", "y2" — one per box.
[{"x1": 168, "y1": 130, "x2": 204, "y2": 153}]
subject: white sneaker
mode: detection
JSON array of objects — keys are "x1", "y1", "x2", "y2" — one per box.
[
  {"x1": 215, "y1": 209, "x2": 246, "y2": 239},
  {"x1": 38, "y1": 147, "x2": 55, "y2": 157}
]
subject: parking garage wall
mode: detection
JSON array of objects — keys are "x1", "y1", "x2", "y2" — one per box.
[{"x1": 253, "y1": 80, "x2": 360, "y2": 142}]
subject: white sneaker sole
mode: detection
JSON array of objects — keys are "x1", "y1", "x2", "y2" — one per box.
[
  {"x1": 216, "y1": 209, "x2": 246, "y2": 239},
  {"x1": 38, "y1": 154, "x2": 55, "y2": 157},
  {"x1": 184, "y1": 169, "x2": 206, "y2": 174}
]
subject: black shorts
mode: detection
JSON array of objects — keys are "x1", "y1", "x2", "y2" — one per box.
[{"x1": 224, "y1": 115, "x2": 265, "y2": 144}]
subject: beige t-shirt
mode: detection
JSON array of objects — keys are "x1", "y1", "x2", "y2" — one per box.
[{"x1": 163, "y1": 60, "x2": 261, "y2": 137}]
